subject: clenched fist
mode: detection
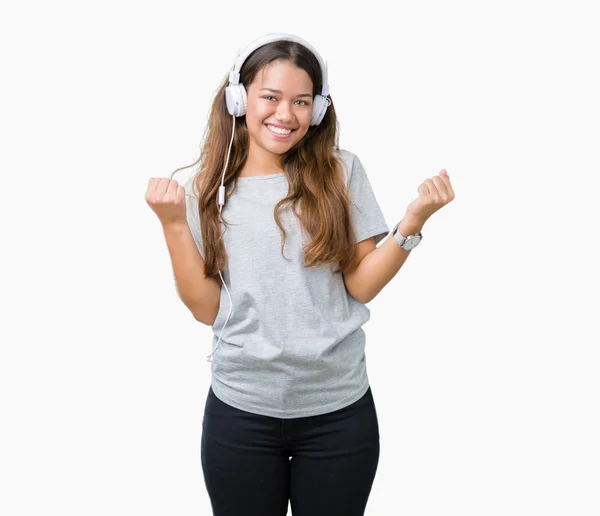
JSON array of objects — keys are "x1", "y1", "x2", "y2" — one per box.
[
  {"x1": 145, "y1": 178, "x2": 187, "y2": 227},
  {"x1": 405, "y1": 169, "x2": 455, "y2": 222}
]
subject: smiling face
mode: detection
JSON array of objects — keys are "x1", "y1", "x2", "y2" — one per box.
[{"x1": 244, "y1": 59, "x2": 314, "y2": 162}]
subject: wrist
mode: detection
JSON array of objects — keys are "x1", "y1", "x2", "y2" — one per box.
[
  {"x1": 162, "y1": 220, "x2": 189, "y2": 234},
  {"x1": 398, "y1": 213, "x2": 426, "y2": 236}
]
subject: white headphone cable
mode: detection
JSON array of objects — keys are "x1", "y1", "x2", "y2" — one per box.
[{"x1": 206, "y1": 114, "x2": 236, "y2": 362}]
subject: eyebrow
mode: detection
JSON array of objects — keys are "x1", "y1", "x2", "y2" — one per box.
[{"x1": 259, "y1": 88, "x2": 313, "y2": 98}]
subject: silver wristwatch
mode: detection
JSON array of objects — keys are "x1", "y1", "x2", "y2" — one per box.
[{"x1": 392, "y1": 221, "x2": 423, "y2": 251}]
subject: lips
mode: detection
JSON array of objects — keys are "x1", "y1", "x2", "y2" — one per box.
[
  {"x1": 265, "y1": 124, "x2": 296, "y2": 138},
  {"x1": 266, "y1": 123, "x2": 296, "y2": 131}
]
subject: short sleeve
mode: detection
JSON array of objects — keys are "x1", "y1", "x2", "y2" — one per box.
[
  {"x1": 183, "y1": 177, "x2": 205, "y2": 259},
  {"x1": 345, "y1": 151, "x2": 390, "y2": 245}
]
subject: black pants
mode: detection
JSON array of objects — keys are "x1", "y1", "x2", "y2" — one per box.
[{"x1": 201, "y1": 385, "x2": 380, "y2": 516}]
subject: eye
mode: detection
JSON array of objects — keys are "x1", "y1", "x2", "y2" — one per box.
[{"x1": 262, "y1": 96, "x2": 310, "y2": 106}]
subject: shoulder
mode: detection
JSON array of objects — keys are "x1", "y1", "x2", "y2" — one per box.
[
  {"x1": 182, "y1": 175, "x2": 202, "y2": 225},
  {"x1": 183, "y1": 175, "x2": 196, "y2": 193},
  {"x1": 182, "y1": 173, "x2": 204, "y2": 203},
  {"x1": 335, "y1": 148, "x2": 358, "y2": 167},
  {"x1": 334, "y1": 148, "x2": 360, "y2": 184}
]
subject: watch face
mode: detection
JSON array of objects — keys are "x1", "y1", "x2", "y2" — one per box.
[{"x1": 403, "y1": 235, "x2": 422, "y2": 250}]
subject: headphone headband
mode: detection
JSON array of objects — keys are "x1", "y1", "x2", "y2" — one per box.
[{"x1": 228, "y1": 33, "x2": 329, "y2": 98}]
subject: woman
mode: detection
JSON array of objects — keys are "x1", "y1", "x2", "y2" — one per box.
[{"x1": 145, "y1": 32, "x2": 454, "y2": 516}]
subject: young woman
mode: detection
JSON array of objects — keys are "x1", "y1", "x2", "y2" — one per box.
[{"x1": 145, "y1": 32, "x2": 454, "y2": 516}]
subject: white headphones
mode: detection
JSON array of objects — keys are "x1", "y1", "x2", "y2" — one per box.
[{"x1": 224, "y1": 32, "x2": 331, "y2": 126}]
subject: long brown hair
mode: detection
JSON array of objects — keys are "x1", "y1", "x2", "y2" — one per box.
[{"x1": 171, "y1": 40, "x2": 358, "y2": 281}]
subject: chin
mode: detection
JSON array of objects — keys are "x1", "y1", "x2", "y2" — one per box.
[
  {"x1": 261, "y1": 135, "x2": 299, "y2": 152},
  {"x1": 264, "y1": 144, "x2": 290, "y2": 155}
]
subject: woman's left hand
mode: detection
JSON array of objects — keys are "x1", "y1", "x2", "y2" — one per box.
[{"x1": 405, "y1": 169, "x2": 455, "y2": 222}]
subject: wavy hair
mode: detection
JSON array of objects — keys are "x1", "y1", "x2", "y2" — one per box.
[{"x1": 171, "y1": 40, "x2": 358, "y2": 281}]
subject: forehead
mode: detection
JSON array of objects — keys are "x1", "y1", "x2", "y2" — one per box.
[{"x1": 251, "y1": 60, "x2": 313, "y2": 91}]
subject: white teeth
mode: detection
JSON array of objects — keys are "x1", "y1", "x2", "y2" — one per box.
[{"x1": 267, "y1": 124, "x2": 292, "y2": 135}]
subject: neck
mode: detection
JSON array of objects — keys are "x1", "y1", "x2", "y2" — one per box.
[{"x1": 239, "y1": 139, "x2": 285, "y2": 177}]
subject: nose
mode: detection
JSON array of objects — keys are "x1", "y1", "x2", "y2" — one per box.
[{"x1": 274, "y1": 101, "x2": 294, "y2": 123}]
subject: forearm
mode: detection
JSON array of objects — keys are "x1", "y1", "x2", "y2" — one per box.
[
  {"x1": 162, "y1": 222, "x2": 221, "y2": 325},
  {"x1": 354, "y1": 214, "x2": 425, "y2": 304}
]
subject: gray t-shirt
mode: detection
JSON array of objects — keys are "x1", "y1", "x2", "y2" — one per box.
[{"x1": 184, "y1": 148, "x2": 389, "y2": 418}]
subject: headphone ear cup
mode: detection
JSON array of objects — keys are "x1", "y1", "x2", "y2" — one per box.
[
  {"x1": 225, "y1": 84, "x2": 248, "y2": 116},
  {"x1": 310, "y1": 94, "x2": 329, "y2": 126}
]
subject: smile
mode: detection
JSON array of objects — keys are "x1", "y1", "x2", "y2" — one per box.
[{"x1": 266, "y1": 124, "x2": 295, "y2": 139}]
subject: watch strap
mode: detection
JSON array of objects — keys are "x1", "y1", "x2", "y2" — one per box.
[{"x1": 392, "y1": 221, "x2": 406, "y2": 246}]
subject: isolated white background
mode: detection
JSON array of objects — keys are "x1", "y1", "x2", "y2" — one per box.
[{"x1": 1, "y1": 0, "x2": 598, "y2": 515}]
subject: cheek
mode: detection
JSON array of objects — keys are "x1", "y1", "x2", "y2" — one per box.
[
  {"x1": 300, "y1": 108, "x2": 314, "y2": 126},
  {"x1": 246, "y1": 99, "x2": 270, "y2": 119},
  {"x1": 244, "y1": 106, "x2": 263, "y2": 132}
]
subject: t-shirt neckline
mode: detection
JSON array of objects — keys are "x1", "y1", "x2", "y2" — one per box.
[{"x1": 237, "y1": 172, "x2": 287, "y2": 182}]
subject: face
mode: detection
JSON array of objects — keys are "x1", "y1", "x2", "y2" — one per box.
[{"x1": 244, "y1": 60, "x2": 314, "y2": 158}]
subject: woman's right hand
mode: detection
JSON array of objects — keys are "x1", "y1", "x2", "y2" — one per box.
[{"x1": 145, "y1": 178, "x2": 187, "y2": 227}]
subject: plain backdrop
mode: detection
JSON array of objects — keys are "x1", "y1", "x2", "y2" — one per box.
[{"x1": 1, "y1": 0, "x2": 599, "y2": 515}]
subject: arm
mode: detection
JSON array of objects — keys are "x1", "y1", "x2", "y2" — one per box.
[
  {"x1": 342, "y1": 213, "x2": 425, "y2": 304},
  {"x1": 162, "y1": 221, "x2": 221, "y2": 325}
]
